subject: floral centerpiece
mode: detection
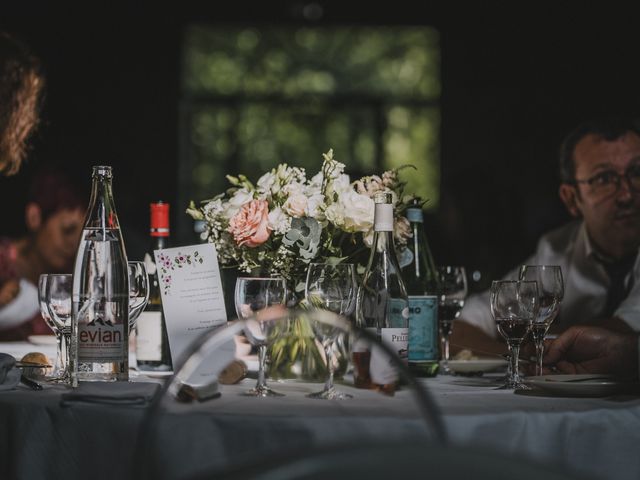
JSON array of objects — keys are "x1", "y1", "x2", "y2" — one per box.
[{"x1": 186, "y1": 149, "x2": 418, "y2": 379}]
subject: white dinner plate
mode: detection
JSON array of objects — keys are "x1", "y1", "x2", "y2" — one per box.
[
  {"x1": 446, "y1": 358, "x2": 508, "y2": 373},
  {"x1": 27, "y1": 335, "x2": 57, "y2": 346},
  {"x1": 525, "y1": 374, "x2": 639, "y2": 397}
]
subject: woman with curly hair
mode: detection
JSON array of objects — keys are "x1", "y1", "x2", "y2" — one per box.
[{"x1": 0, "y1": 30, "x2": 45, "y2": 176}]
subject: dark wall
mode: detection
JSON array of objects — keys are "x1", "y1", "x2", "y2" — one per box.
[{"x1": 1, "y1": 3, "x2": 639, "y2": 290}]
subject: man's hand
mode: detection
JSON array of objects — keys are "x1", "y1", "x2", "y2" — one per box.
[{"x1": 543, "y1": 326, "x2": 638, "y2": 376}]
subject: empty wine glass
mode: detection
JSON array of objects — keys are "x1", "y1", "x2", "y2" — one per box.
[
  {"x1": 519, "y1": 265, "x2": 564, "y2": 376},
  {"x1": 437, "y1": 266, "x2": 468, "y2": 375},
  {"x1": 234, "y1": 277, "x2": 287, "y2": 397},
  {"x1": 128, "y1": 261, "x2": 150, "y2": 333},
  {"x1": 46, "y1": 274, "x2": 73, "y2": 384},
  {"x1": 38, "y1": 274, "x2": 66, "y2": 380},
  {"x1": 305, "y1": 263, "x2": 357, "y2": 400},
  {"x1": 490, "y1": 280, "x2": 538, "y2": 390}
]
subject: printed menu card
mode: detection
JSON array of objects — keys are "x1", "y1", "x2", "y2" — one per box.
[{"x1": 154, "y1": 243, "x2": 228, "y2": 365}]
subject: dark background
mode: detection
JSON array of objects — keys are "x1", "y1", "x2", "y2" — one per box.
[{"x1": 1, "y1": 2, "x2": 639, "y2": 292}]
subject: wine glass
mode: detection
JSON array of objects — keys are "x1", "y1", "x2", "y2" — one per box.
[
  {"x1": 437, "y1": 266, "x2": 468, "y2": 375},
  {"x1": 234, "y1": 277, "x2": 288, "y2": 397},
  {"x1": 46, "y1": 274, "x2": 73, "y2": 384},
  {"x1": 38, "y1": 274, "x2": 66, "y2": 380},
  {"x1": 128, "y1": 261, "x2": 150, "y2": 333},
  {"x1": 519, "y1": 265, "x2": 564, "y2": 376},
  {"x1": 305, "y1": 263, "x2": 357, "y2": 400},
  {"x1": 490, "y1": 280, "x2": 538, "y2": 390}
]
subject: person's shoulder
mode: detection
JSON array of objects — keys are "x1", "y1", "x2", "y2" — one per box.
[{"x1": 535, "y1": 220, "x2": 582, "y2": 255}]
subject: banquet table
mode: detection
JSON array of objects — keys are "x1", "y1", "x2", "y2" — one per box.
[{"x1": 1, "y1": 341, "x2": 640, "y2": 480}]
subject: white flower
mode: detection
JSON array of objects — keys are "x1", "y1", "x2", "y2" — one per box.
[
  {"x1": 340, "y1": 190, "x2": 375, "y2": 232},
  {"x1": 328, "y1": 174, "x2": 351, "y2": 196},
  {"x1": 394, "y1": 216, "x2": 411, "y2": 244},
  {"x1": 223, "y1": 188, "x2": 254, "y2": 219},
  {"x1": 283, "y1": 193, "x2": 308, "y2": 218},
  {"x1": 282, "y1": 181, "x2": 305, "y2": 197},
  {"x1": 257, "y1": 171, "x2": 277, "y2": 195},
  {"x1": 306, "y1": 171, "x2": 324, "y2": 195},
  {"x1": 306, "y1": 193, "x2": 326, "y2": 219},
  {"x1": 324, "y1": 203, "x2": 345, "y2": 227},
  {"x1": 268, "y1": 206, "x2": 291, "y2": 235}
]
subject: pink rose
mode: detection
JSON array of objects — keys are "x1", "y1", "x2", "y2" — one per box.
[{"x1": 228, "y1": 199, "x2": 271, "y2": 247}]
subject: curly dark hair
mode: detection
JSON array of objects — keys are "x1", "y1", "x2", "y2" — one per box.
[{"x1": 0, "y1": 31, "x2": 45, "y2": 176}]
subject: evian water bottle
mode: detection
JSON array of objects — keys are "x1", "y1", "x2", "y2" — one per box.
[{"x1": 72, "y1": 166, "x2": 129, "y2": 382}]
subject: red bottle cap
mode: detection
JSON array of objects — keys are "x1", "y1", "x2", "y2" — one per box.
[{"x1": 150, "y1": 202, "x2": 170, "y2": 237}]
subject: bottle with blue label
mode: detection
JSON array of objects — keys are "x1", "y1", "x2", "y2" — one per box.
[{"x1": 401, "y1": 198, "x2": 440, "y2": 377}]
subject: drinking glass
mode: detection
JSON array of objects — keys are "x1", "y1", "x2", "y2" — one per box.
[
  {"x1": 46, "y1": 274, "x2": 73, "y2": 383},
  {"x1": 305, "y1": 263, "x2": 357, "y2": 400},
  {"x1": 519, "y1": 265, "x2": 564, "y2": 376},
  {"x1": 234, "y1": 277, "x2": 288, "y2": 397},
  {"x1": 128, "y1": 261, "x2": 150, "y2": 333},
  {"x1": 490, "y1": 280, "x2": 538, "y2": 390},
  {"x1": 38, "y1": 274, "x2": 66, "y2": 379},
  {"x1": 437, "y1": 266, "x2": 468, "y2": 375}
]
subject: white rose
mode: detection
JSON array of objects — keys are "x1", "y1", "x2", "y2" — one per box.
[
  {"x1": 324, "y1": 203, "x2": 345, "y2": 227},
  {"x1": 268, "y1": 206, "x2": 291, "y2": 234},
  {"x1": 283, "y1": 193, "x2": 308, "y2": 218},
  {"x1": 340, "y1": 190, "x2": 374, "y2": 232},
  {"x1": 283, "y1": 181, "x2": 305, "y2": 196},
  {"x1": 306, "y1": 193, "x2": 326, "y2": 219}
]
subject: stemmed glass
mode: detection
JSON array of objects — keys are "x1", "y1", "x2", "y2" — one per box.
[
  {"x1": 234, "y1": 277, "x2": 288, "y2": 397},
  {"x1": 437, "y1": 266, "x2": 468, "y2": 375},
  {"x1": 304, "y1": 263, "x2": 357, "y2": 400},
  {"x1": 519, "y1": 265, "x2": 564, "y2": 376},
  {"x1": 38, "y1": 274, "x2": 66, "y2": 380},
  {"x1": 490, "y1": 280, "x2": 538, "y2": 390},
  {"x1": 128, "y1": 261, "x2": 150, "y2": 333},
  {"x1": 46, "y1": 274, "x2": 73, "y2": 384}
]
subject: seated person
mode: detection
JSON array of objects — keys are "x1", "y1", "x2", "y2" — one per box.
[
  {"x1": 544, "y1": 325, "x2": 638, "y2": 378},
  {"x1": 452, "y1": 117, "x2": 640, "y2": 356},
  {"x1": 0, "y1": 168, "x2": 85, "y2": 340}
]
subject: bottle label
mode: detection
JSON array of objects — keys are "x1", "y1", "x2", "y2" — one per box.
[
  {"x1": 136, "y1": 311, "x2": 163, "y2": 361},
  {"x1": 370, "y1": 327, "x2": 408, "y2": 385},
  {"x1": 408, "y1": 295, "x2": 438, "y2": 362},
  {"x1": 78, "y1": 323, "x2": 127, "y2": 362},
  {"x1": 388, "y1": 298, "x2": 410, "y2": 327},
  {"x1": 374, "y1": 203, "x2": 394, "y2": 231}
]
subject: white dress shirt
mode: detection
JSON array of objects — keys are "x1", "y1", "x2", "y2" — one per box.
[{"x1": 460, "y1": 220, "x2": 640, "y2": 337}]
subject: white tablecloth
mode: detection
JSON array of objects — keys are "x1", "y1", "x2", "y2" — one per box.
[{"x1": 1, "y1": 341, "x2": 640, "y2": 480}]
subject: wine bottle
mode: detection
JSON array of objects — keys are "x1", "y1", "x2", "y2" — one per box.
[
  {"x1": 136, "y1": 201, "x2": 173, "y2": 371},
  {"x1": 401, "y1": 198, "x2": 440, "y2": 377},
  {"x1": 72, "y1": 166, "x2": 129, "y2": 382},
  {"x1": 354, "y1": 192, "x2": 409, "y2": 394}
]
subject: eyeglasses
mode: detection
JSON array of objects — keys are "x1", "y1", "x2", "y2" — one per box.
[{"x1": 572, "y1": 165, "x2": 640, "y2": 197}]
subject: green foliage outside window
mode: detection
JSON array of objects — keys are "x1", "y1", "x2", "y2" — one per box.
[{"x1": 182, "y1": 25, "x2": 440, "y2": 208}]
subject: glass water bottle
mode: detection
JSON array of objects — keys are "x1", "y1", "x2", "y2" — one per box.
[
  {"x1": 354, "y1": 192, "x2": 409, "y2": 394},
  {"x1": 72, "y1": 166, "x2": 129, "y2": 382}
]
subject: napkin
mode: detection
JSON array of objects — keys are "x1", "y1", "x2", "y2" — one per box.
[
  {"x1": 60, "y1": 381, "x2": 161, "y2": 407},
  {"x1": 0, "y1": 353, "x2": 21, "y2": 391}
]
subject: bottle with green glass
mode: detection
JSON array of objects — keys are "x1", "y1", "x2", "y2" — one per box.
[{"x1": 401, "y1": 198, "x2": 440, "y2": 377}]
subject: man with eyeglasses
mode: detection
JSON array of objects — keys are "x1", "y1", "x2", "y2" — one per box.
[{"x1": 452, "y1": 117, "x2": 640, "y2": 362}]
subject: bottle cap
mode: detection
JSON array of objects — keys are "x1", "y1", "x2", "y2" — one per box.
[
  {"x1": 150, "y1": 201, "x2": 170, "y2": 237},
  {"x1": 92, "y1": 166, "x2": 112, "y2": 179},
  {"x1": 406, "y1": 207, "x2": 424, "y2": 223},
  {"x1": 373, "y1": 192, "x2": 394, "y2": 231}
]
